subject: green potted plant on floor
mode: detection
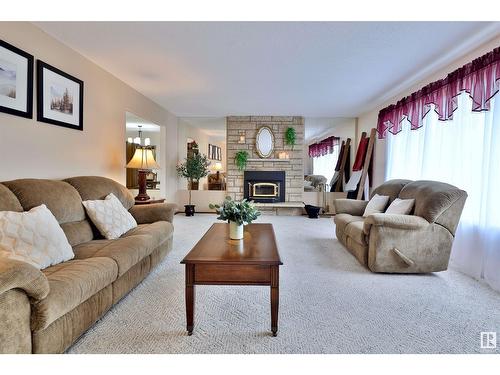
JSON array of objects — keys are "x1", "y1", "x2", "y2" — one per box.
[
  {"x1": 176, "y1": 153, "x2": 210, "y2": 216},
  {"x1": 209, "y1": 197, "x2": 261, "y2": 240}
]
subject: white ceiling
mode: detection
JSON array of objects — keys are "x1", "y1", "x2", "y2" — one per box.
[
  {"x1": 36, "y1": 22, "x2": 500, "y2": 117},
  {"x1": 125, "y1": 112, "x2": 161, "y2": 132}
]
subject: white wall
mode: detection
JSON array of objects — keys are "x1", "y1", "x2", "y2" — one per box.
[
  {"x1": 357, "y1": 35, "x2": 500, "y2": 188},
  {"x1": 0, "y1": 22, "x2": 179, "y2": 202}
]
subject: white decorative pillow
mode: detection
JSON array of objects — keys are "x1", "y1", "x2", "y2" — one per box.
[
  {"x1": 0, "y1": 204, "x2": 74, "y2": 270},
  {"x1": 303, "y1": 180, "x2": 313, "y2": 187},
  {"x1": 363, "y1": 194, "x2": 390, "y2": 217},
  {"x1": 82, "y1": 193, "x2": 137, "y2": 240},
  {"x1": 385, "y1": 198, "x2": 415, "y2": 215}
]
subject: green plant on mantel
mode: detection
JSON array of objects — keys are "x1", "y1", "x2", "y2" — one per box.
[
  {"x1": 209, "y1": 196, "x2": 261, "y2": 226},
  {"x1": 234, "y1": 150, "x2": 249, "y2": 171},
  {"x1": 285, "y1": 127, "x2": 297, "y2": 150}
]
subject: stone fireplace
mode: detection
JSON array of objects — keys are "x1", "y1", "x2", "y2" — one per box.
[{"x1": 226, "y1": 116, "x2": 304, "y2": 202}]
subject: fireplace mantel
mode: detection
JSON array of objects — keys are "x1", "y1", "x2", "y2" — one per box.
[{"x1": 247, "y1": 158, "x2": 290, "y2": 162}]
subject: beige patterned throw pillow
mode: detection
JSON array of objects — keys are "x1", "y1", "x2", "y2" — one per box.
[
  {"x1": 0, "y1": 204, "x2": 74, "y2": 269},
  {"x1": 82, "y1": 193, "x2": 137, "y2": 240},
  {"x1": 385, "y1": 198, "x2": 415, "y2": 215}
]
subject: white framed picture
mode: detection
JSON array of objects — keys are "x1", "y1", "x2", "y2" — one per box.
[
  {"x1": 0, "y1": 40, "x2": 33, "y2": 119},
  {"x1": 37, "y1": 60, "x2": 83, "y2": 130}
]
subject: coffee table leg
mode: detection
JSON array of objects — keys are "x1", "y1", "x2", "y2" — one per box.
[
  {"x1": 270, "y1": 266, "x2": 279, "y2": 337},
  {"x1": 186, "y1": 264, "x2": 195, "y2": 335}
]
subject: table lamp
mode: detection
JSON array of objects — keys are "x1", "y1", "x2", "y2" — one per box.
[
  {"x1": 126, "y1": 146, "x2": 160, "y2": 201},
  {"x1": 212, "y1": 162, "x2": 223, "y2": 180}
]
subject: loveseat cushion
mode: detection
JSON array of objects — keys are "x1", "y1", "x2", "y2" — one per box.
[
  {"x1": 344, "y1": 221, "x2": 367, "y2": 246},
  {"x1": 0, "y1": 183, "x2": 23, "y2": 212},
  {"x1": 334, "y1": 213, "x2": 364, "y2": 234},
  {"x1": 73, "y1": 235, "x2": 157, "y2": 277},
  {"x1": 399, "y1": 180, "x2": 467, "y2": 225},
  {"x1": 31, "y1": 257, "x2": 118, "y2": 331}
]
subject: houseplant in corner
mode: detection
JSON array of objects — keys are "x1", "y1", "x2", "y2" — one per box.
[
  {"x1": 209, "y1": 197, "x2": 261, "y2": 240},
  {"x1": 176, "y1": 153, "x2": 210, "y2": 216}
]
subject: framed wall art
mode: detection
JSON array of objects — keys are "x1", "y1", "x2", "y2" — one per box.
[
  {"x1": 37, "y1": 60, "x2": 84, "y2": 130},
  {"x1": 208, "y1": 143, "x2": 222, "y2": 161},
  {"x1": 0, "y1": 40, "x2": 34, "y2": 119}
]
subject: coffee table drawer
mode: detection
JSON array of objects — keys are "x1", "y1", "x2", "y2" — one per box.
[{"x1": 194, "y1": 264, "x2": 271, "y2": 284}]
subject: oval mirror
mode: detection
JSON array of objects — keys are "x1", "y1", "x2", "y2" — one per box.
[{"x1": 256, "y1": 126, "x2": 274, "y2": 158}]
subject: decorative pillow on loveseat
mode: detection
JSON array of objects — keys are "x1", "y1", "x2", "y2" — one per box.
[
  {"x1": 385, "y1": 198, "x2": 415, "y2": 215},
  {"x1": 363, "y1": 194, "x2": 390, "y2": 217},
  {"x1": 0, "y1": 204, "x2": 74, "y2": 269},
  {"x1": 82, "y1": 193, "x2": 137, "y2": 240}
]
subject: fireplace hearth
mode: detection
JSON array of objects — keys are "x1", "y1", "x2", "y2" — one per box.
[{"x1": 244, "y1": 171, "x2": 286, "y2": 203}]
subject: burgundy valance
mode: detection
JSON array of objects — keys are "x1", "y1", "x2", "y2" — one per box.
[
  {"x1": 309, "y1": 136, "x2": 339, "y2": 158},
  {"x1": 377, "y1": 46, "x2": 500, "y2": 139}
]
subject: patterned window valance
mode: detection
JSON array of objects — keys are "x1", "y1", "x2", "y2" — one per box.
[
  {"x1": 377, "y1": 46, "x2": 500, "y2": 139},
  {"x1": 308, "y1": 136, "x2": 339, "y2": 158}
]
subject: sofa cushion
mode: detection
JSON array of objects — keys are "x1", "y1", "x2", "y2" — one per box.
[
  {"x1": 73, "y1": 235, "x2": 156, "y2": 276},
  {"x1": 0, "y1": 204, "x2": 74, "y2": 270},
  {"x1": 122, "y1": 221, "x2": 174, "y2": 246},
  {"x1": 64, "y1": 176, "x2": 135, "y2": 210},
  {"x1": 345, "y1": 221, "x2": 367, "y2": 246},
  {"x1": 399, "y1": 180, "x2": 467, "y2": 224},
  {"x1": 2, "y1": 179, "x2": 85, "y2": 224},
  {"x1": 370, "y1": 179, "x2": 412, "y2": 204},
  {"x1": 31, "y1": 257, "x2": 118, "y2": 331},
  {"x1": 334, "y1": 213, "x2": 364, "y2": 234},
  {"x1": 0, "y1": 183, "x2": 23, "y2": 212},
  {"x1": 82, "y1": 193, "x2": 137, "y2": 239}
]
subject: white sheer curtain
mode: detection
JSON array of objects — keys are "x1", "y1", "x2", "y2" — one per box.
[
  {"x1": 312, "y1": 145, "x2": 339, "y2": 185},
  {"x1": 386, "y1": 92, "x2": 500, "y2": 292}
]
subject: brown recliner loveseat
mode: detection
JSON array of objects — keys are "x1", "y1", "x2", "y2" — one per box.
[
  {"x1": 0, "y1": 176, "x2": 176, "y2": 353},
  {"x1": 334, "y1": 179, "x2": 467, "y2": 273}
]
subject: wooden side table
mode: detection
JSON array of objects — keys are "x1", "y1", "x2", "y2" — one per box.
[{"x1": 134, "y1": 198, "x2": 165, "y2": 205}]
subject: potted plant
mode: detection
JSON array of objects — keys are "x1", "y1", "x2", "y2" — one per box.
[
  {"x1": 209, "y1": 197, "x2": 261, "y2": 240},
  {"x1": 234, "y1": 150, "x2": 249, "y2": 171},
  {"x1": 176, "y1": 153, "x2": 210, "y2": 216},
  {"x1": 285, "y1": 127, "x2": 297, "y2": 150}
]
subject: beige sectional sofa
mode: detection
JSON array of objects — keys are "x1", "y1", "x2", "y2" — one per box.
[
  {"x1": 0, "y1": 176, "x2": 176, "y2": 354},
  {"x1": 334, "y1": 179, "x2": 467, "y2": 273}
]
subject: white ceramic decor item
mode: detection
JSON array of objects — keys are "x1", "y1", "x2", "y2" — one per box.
[
  {"x1": 255, "y1": 126, "x2": 274, "y2": 158},
  {"x1": 229, "y1": 221, "x2": 244, "y2": 240}
]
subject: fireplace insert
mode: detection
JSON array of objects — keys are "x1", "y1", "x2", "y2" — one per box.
[{"x1": 244, "y1": 171, "x2": 285, "y2": 203}]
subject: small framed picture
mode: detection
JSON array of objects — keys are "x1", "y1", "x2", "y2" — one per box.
[
  {"x1": 0, "y1": 40, "x2": 34, "y2": 119},
  {"x1": 208, "y1": 144, "x2": 222, "y2": 161},
  {"x1": 37, "y1": 60, "x2": 83, "y2": 131}
]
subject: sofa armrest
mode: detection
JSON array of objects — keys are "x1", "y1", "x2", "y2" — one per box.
[
  {"x1": 363, "y1": 213, "x2": 430, "y2": 235},
  {"x1": 333, "y1": 199, "x2": 368, "y2": 216},
  {"x1": 129, "y1": 203, "x2": 177, "y2": 224},
  {"x1": 0, "y1": 258, "x2": 49, "y2": 301}
]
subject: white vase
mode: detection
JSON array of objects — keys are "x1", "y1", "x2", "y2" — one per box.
[{"x1": 229, "y1": 221, "x2": 244, "y2": 240}]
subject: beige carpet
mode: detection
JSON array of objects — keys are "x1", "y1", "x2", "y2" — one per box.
[{"x1": 68, "y1": 214, "x2": 500, "y2": 354}]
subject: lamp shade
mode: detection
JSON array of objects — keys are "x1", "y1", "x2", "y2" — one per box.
[
  {"x1": 212, "y1": 162, "x2": 223, "y2": 171},
  {"x1": 126, "y1": 147, "x2": 160, "y2": 170}
]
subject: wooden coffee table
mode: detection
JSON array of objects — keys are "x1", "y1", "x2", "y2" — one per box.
[{"x1": 180, "y1": 223, "x2": 283, "y2": 336}]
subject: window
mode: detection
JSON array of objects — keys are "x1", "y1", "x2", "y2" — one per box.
[
  {"x1": 386, "y1": 92, "x2": 500, "y2": 291},
  {"x1": 312, "y1": 145, "x2": 339, "y2": 186}
]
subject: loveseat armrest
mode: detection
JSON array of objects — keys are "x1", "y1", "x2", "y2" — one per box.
[
  {"x1": 363, "y1": 213, "x2": 430, "y2": 235},
  {"x1": 333, "y1": 199, "x2": 368, "y2": 216},
  {"x1": 0, "y1": 258, "x2": 49, "y2": 301},
  {"x1": 129, "y1": 203, "x2": 177, "y2": 224}
]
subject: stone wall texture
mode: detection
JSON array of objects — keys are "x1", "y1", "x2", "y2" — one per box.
[{"x1": 226, "y1": 116, "x2": 304, "y2": 202}]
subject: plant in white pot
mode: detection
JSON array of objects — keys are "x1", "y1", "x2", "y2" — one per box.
[{"x1": 209, "y1": 197, "x2": 261, "y2": 240}]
